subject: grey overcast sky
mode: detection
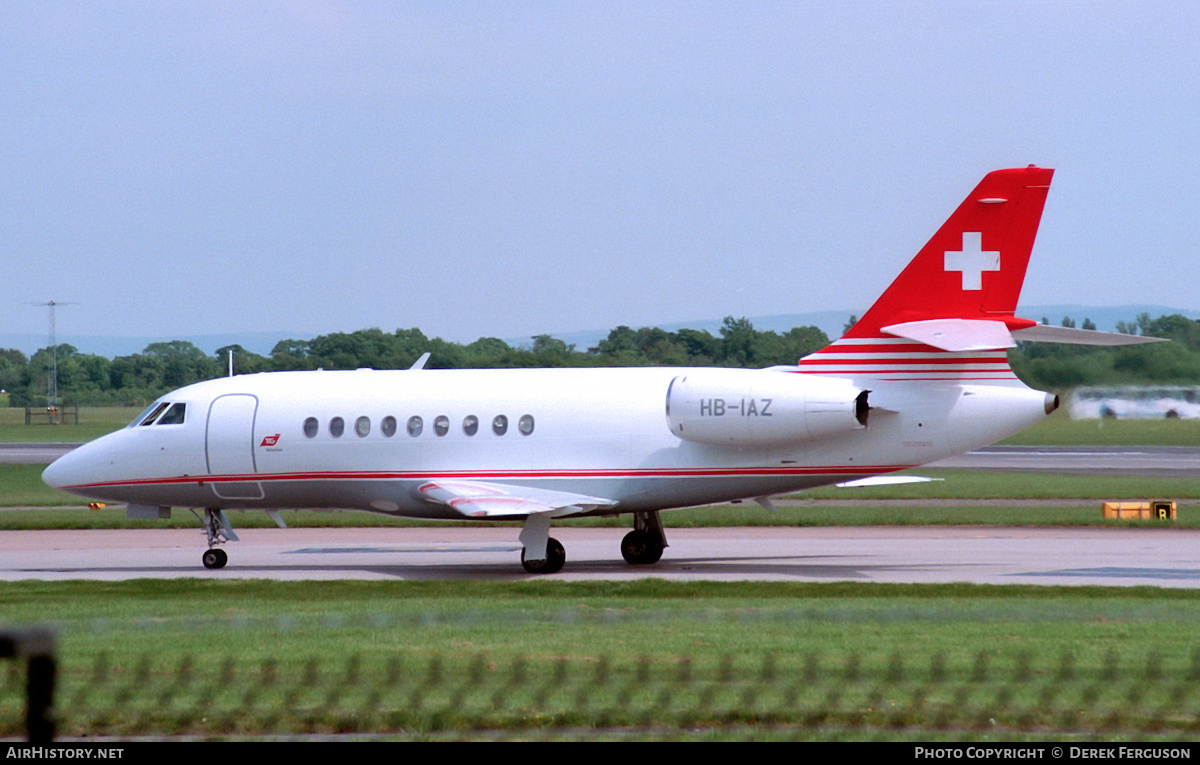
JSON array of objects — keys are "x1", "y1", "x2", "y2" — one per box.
[{"x1": 3, "y1": 2, "x2": 1198, "y2": 349}]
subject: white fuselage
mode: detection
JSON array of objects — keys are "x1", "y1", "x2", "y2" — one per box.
[{"x1": 43, "y1": 366, "x2": 1053, "y2": 519}]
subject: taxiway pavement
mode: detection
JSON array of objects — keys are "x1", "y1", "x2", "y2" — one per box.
[{"x1": 4, "y1": 525, "x2": 1200, "y2": 588}]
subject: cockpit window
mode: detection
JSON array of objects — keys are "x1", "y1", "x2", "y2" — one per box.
[
  {"x1": 136, "y1": 402, "x2": 170, "y2": 427},
  {"x1": 128, "y1": 402, "x2": 160, "y2": 428},
  {"x1": 155, "y1": 403, "x2": 186, "y2": 425}
]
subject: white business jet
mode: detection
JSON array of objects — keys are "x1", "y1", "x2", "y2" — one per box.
[{"x1": 42, "y1": 166, "x2": 1155, "y2": 573}]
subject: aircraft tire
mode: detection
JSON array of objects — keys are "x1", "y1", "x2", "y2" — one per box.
[
  {"x1": 202, "y1": 548, "x2": 228, "y2": 570},
  {"x1": 521, "y1": 537, "x2": 566, "y2": 574},
  {"x1": 621, "y1": 529, "x2": 664, "y2": 565}
]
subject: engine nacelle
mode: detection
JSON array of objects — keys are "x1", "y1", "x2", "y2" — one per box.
[{"x1": 665, "y1": 369, "x2": 868, "y2": 447}]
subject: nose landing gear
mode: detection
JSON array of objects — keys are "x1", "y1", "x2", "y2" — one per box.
[
  {"x1": 196, "y1": 508, "x2": 238, "y2": 569},
  {"x1": 202, "y1": 547, "x2": 228, "y2": 569}
]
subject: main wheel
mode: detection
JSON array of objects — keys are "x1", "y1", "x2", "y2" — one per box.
[
  {"x1": 621, "y1": 529, "x2": 664, "y2": 565},
  {"x1": 202, "y1": 548, "x2": 228, "y2": 569},
  {"x1": 521, "y1": 537, "x2": 566, "y2": 574}
]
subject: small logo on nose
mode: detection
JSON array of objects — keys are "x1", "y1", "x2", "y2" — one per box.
[{"x1": 260, "y1": 434, "x2": 280, "y2": 447}]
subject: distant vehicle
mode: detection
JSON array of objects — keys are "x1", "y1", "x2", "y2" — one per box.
[{"x1": 1068, "y1": 386, "x2": 1200, "y2": 419}]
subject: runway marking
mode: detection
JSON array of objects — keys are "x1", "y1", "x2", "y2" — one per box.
[
  {"x1": 288, "y1": 545, "x2": 522, "y2": 555},
  {"x1": 1020, "y1": 567, "x2": 1200, "y2": 580}
]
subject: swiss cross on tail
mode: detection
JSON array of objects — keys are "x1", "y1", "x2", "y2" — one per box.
[
  {"x1": 944, "y1": 232, "x2": 999, "y2": 291},
  {"x1": 796, "y1": 166, "x2": 1163, "y2": 378}
]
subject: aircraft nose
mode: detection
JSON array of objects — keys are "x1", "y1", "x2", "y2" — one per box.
[
  {"x1": 42, "y1": 447, "x2": 81, "y2": 490},
  {"x1": 42, "y1": 442, "x2": 105, "y2": 494}
]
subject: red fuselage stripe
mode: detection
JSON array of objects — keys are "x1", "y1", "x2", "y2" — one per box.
[{"x1": 63, "y1": 464, "x2": 918, "y2": 491}]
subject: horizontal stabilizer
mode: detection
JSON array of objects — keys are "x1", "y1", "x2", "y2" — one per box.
[
  {"x1": 882, "y1": 319, "x2": 1018, "y2": 352},
  {"x1": 417, "y1": 479, "x2": 617, "y2": 519},
  {"x1": 883, "y1": 318, "x2": 1167, "y2": 352},
  {"x1": 1010, "y1": 324, "x2": 1167, "y2": 346}
]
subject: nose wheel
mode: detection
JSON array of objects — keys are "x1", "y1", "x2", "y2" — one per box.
[
  {"x1": 202, "y1": 548, "x2": 228, "y2": 569},
  {"x1": 195, "y1": 508, "x2": 238, "y2": 570}
]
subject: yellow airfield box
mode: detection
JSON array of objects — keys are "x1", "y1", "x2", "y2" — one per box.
[{"x1": 1101, "y1": 500, "x2": 1176, "y2": 521}]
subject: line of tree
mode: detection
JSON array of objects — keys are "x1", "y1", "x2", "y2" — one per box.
[
  {"x1": 3, "y1": 313, "x2": 1197, "y2": 407},
  {"x1": 3, "y1": 318, "x2": 830, "y2": 407}
]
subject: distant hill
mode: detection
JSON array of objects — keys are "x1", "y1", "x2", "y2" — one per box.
[{"x1": 2, "y1": 305, "x2": 1196, "y2": 359}]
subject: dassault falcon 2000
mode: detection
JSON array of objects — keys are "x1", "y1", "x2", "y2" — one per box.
[{"x1": 42, "y1": 166, "x2": 1157, "y2": 573}]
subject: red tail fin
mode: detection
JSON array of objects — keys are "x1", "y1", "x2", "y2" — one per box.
[{"x1": 798, "y1": 166, "x2": 1053, "y2": 381}]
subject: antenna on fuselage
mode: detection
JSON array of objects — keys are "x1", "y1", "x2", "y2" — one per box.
[
  {"x1": 409, "y1": 352, "x2": 431, "y2": 370},
  {"x1": 228, "y1": 349, "x2": 234, "y2": 377}
]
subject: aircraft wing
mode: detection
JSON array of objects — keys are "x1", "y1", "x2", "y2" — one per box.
[{"x1": 416, "y1": 479, "x2": 618, "y2": 519}]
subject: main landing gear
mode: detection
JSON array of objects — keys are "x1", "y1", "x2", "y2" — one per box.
[
  {"x1": 521, "y1": 537, "x2": 566, "y2": 574},
  {"x1": 197, "y1": 508, "x2": 239, "y2": 569},
  {"x1": 621, "y1": 510, "x2": 667, "y2": 565},
  {"x1": 517, "y1": 510, "x2": 669, "y2": 574},
  {"x1": 518, "y1": 513, "x2": 565, "y2": 574}
]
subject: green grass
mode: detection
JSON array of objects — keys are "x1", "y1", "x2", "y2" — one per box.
[
  {"x1": 4, "y1": 581, "x2": 1200, "y2": 739},
  {"x1": 0, "y1": 464, "x2": 81, "y2": 506},
  {"x1": 804, "y1": 468, "x2": 1200, "y2": 500},
  {"x1": 0, "y1": 405, "x2": 137, "y2": 442},
  {"x1": 6, "y1": 580, "x2": 1198, "y2": 665},
  {"x1": 1000, "y1": 408, "x2": 1200, "y2": 445}
]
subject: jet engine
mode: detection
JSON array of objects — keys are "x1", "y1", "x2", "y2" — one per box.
[{"x1": 665, "y1": 370, "x2": 868, "y2": 447}]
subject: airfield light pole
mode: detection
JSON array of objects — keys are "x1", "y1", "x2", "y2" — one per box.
[
  {"x1": 48, "y1": 301, "x2": 57, "y2": 409},
  {"x1": 32, "y1": 301, "x2": 71, "y2": 416}
]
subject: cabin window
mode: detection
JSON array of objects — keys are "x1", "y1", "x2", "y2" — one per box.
[
  {"x1": 463, "y1": 415, "x2": 478, "y2": 436},
  {"x1": 303, "y1": 417, "x2": 318, "y2": 438},
  {"x1": 355, "y1": 416, "x2": 371, "y2": 437},
  {"x1": 381, "y1": 416, "x2": 397, "y2": 437},
  {"x1": 137, "y1": 402, "x2": 170, "y2": 427},
  {"x1": 519, "y1": 414, "x2": 535, "y2": 435},
  {"x1": 156, "y1": 403, "x2": 186, "y2": 425},
  {"x1": 434, "y1": 415, "x2": 449, "y2": 436},
  {"x1": 492, "y1": 414, "x2": 508, "y2": 436},
  {"x1": 330, "y1": 417, "x2": 345, "y2": 438},
  {"x1": 407, "y1": 416, "x2": 423, "y2": 437}
]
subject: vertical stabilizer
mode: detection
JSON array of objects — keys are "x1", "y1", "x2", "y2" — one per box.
[{"x1": 797, "y1": 166, "x2": 1053, "y2": 382}]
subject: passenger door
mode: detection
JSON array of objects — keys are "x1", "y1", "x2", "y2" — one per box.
[{"x1": 206, "y1": 393, "x2": 264, "y2": 500}]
